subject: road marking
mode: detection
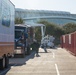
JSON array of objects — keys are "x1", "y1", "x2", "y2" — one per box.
[
  {"x1": 55, "y1": 64, "x2": 60, "y2": 75},
  {"x1": 53, "y1": 52, "x2": 55, "y2": 58}
]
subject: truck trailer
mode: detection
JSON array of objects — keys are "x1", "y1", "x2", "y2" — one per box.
[{"x1": 0, "y1": 0, "x2": 15, "y2": 70}]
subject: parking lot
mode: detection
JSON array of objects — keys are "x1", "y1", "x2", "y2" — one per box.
[{"x1": 0, "y1": 47, "x2": 76, "y2": 75}]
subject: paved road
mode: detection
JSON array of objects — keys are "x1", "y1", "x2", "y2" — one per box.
[{"x1": 1, "y1": 47, "x2": 76, "y2": 75}]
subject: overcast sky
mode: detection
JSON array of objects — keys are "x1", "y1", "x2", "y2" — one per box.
[{"x1": 10, "y1": 0, "x2": 76, "y2": 14}]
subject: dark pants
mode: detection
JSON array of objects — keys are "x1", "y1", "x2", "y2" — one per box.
[
  {"x1": 44, "y1": 46, "x2": 47, "y2": 52},
  {"x1": 36, "y1": 48, "x2": 39, "y2": 54}
]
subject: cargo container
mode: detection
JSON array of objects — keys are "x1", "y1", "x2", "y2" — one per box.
[
  {"x1": 60, "y1": 31, "x2": 76, "y2": 56},
  {"x1": 74, "y1": 32, "x2": 76, "y2": 55},
  {"x1": 0, "y1": 0, "x2": 15, "y2": 70}
]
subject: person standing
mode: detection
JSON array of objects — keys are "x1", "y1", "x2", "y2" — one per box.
[
  {"x1": 44, "y1": 43, "x2": 47, "y2": 53},
  {"x1": 33, "y1": 40, "x2": 40, "y2": 56}
]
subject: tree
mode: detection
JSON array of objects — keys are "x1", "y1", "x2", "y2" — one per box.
[
  {"x1": 15, "y1": 18, "x2": 24, "y2": 24},
  {"x1": 36, "y1": 20, "x2": 65, "y2": 45},
  {"x1": 63, "y1": 23, "x2": 76, "y2": 34}
]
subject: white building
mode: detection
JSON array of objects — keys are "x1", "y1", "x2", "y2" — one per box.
[{"x1": 15, "y1": 8, "x2": 76, "y2": 25}]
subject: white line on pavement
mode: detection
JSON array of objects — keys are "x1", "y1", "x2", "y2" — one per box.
[
  {"x1": 53, "y1": 52, "x2": 55, "y2": 58},
  {"x1": 55, "y1": 64, "x2": 60, "y2": 75}
]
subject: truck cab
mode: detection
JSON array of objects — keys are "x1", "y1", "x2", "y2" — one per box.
[{"x1": 14, "y1": 25, "x2": 31, "y2": 57}]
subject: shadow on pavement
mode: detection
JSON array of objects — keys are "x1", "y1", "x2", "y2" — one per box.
[
  {"x1": 0, "y1": 68, "x2": 10, "y2": 75},
  {"x1": 0, "y1": 50, "x2": 36, "y2": 75}
]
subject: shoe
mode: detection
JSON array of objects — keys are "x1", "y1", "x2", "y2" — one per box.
[
  {"x1": 45, "y1": 50, "x2": 47, "y2": 53},
  {"x1": 36, "y1": 54, "x2": 38, "y2": 56}
]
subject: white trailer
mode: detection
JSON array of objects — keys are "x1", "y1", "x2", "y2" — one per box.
[{"x1": 0, "y1": 0, "x2": 15, "y2": 70}]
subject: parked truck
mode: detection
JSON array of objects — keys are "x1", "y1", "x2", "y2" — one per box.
[
  {"x1": 0, "y1": 0, "x2": 15, "y2": 70},
  {"x1": 14, "y1": 24, "x2": 34, "y2": 57}
]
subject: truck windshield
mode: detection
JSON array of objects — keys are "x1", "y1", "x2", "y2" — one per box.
[{"x1": 15, "y1": 31, "x2": 23, "y2": 39}]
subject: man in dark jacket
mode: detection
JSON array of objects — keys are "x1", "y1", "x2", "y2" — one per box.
[{"x1": 33, "y1": 40, "x2": 40, "y2": 56}]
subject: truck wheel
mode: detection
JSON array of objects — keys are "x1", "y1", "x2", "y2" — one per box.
[
  {"x1": 0, "y1": 57, "x2": 5, "y2": 70},
  {"x1": 5, "y1": 56, "x2": 9, "y2": 68}
]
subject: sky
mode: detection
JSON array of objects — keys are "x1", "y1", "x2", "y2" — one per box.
[{"x1": 10, "y1": 0, "x2": 76, "y2": 14}]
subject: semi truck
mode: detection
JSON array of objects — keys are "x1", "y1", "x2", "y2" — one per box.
[
  {"x1": 14, "y1": 24, "x2": 34, "y2": 57},
  {"x1": 0, "y1": 0, "x2": 15, "y2": 70}
]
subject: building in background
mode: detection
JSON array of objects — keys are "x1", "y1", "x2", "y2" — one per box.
[{"x1": 15, "y1": 8, "x2": 76, "y2": 25}]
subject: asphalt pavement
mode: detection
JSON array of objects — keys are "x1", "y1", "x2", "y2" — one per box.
[{"x1": 0, "y1": 47, "x2": 76, "y2": 75}]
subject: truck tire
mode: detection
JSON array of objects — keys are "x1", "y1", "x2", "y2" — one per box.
[
  {"x1": 5, "y1": 56, "x2": 9, "y2": 68},
  {"x1": 0, "y1": 57, "x2": 5, "y2": 70}
]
